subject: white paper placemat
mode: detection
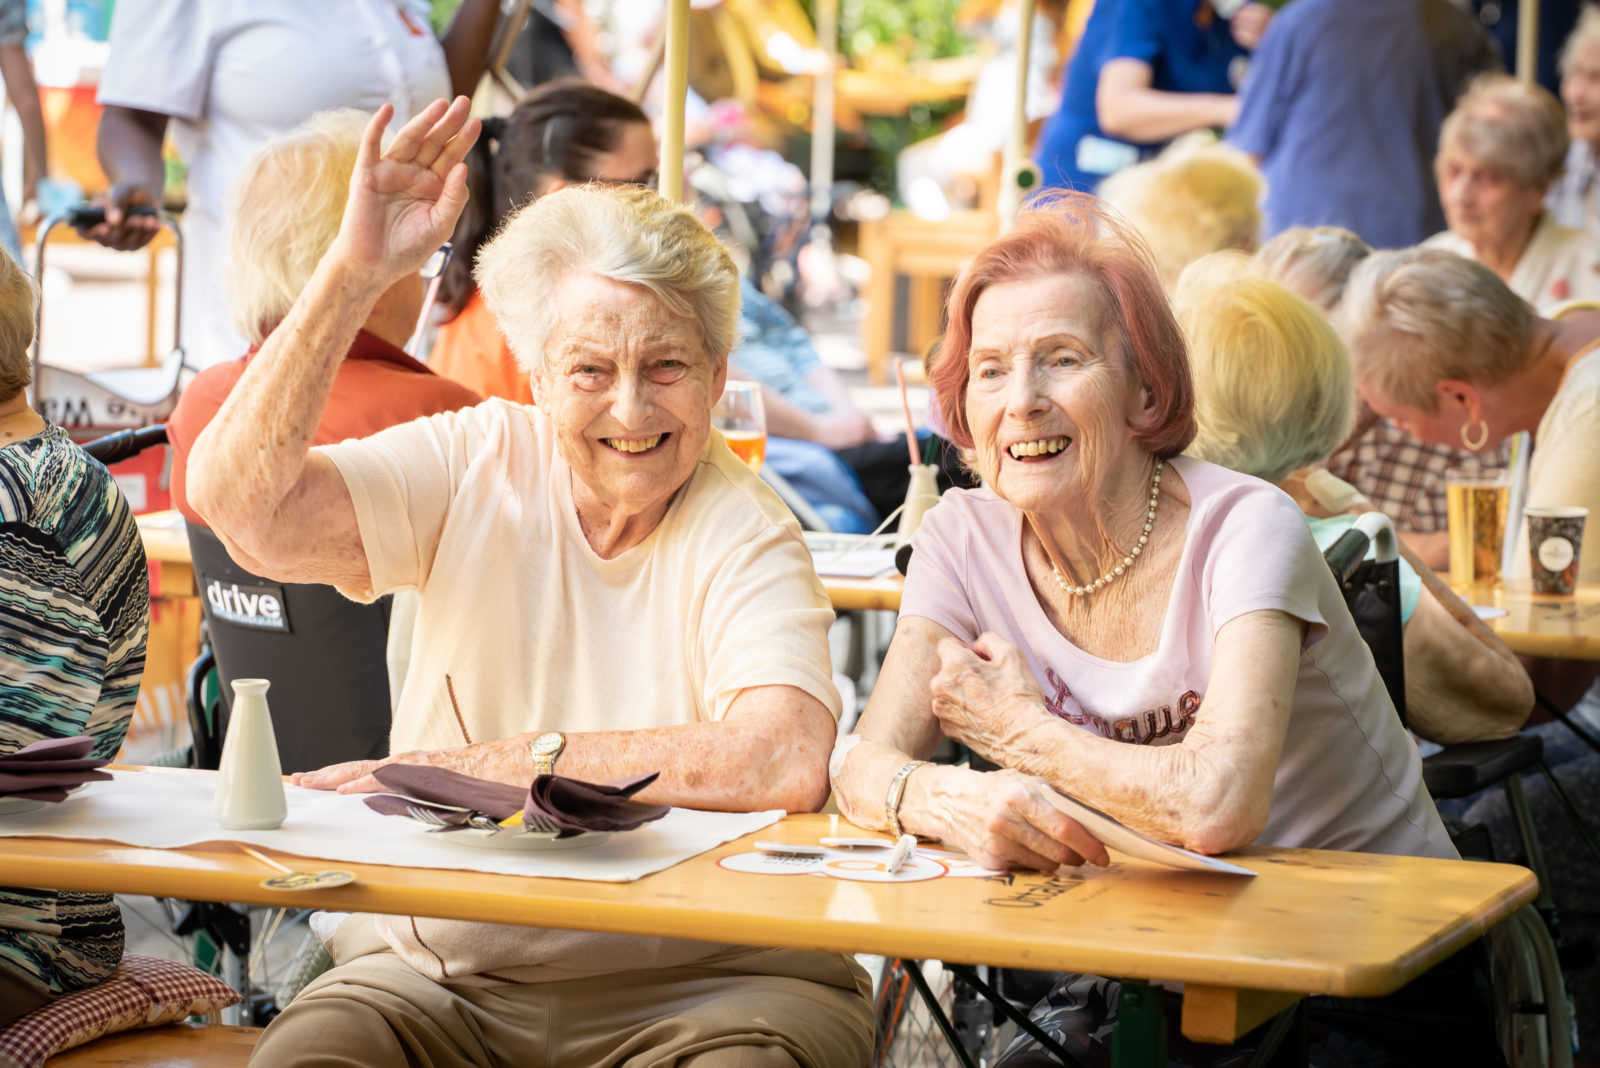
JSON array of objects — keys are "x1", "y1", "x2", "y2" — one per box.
[
  {"x1": 811, "y1": 549, "x2": 898, "y2": 578},
  {"x1": 0, "y1": 768, "x2": 780, "y2": 884}
]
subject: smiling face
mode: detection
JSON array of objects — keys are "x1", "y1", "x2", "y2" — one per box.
[
  {"x1": 1564, "y1": 37, "x2": 1600, "y2": 148},
  {"x1": 964, "y1": 273, "x2": 1151, "y2": 515},
  {"x1": 1436, "y1": 137, "x2": 1547, "y2": 255},
  {"x1": 533, "y1": 272, "x2": 726, "y2": 544}
]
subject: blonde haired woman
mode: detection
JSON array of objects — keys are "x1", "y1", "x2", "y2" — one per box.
[
  {"x1": 1097, "y1": 136, "x2": 1262, "y2": 291},
  {"x1": 1178, "y1": 252, "x2": 1531, "y2": 744},
  {"x1": 1426, "y1": 74, "x2": 1600, "y2": 309}
]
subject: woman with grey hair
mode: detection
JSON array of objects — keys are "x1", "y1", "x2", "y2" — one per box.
[
  {"x1": 1426, "y1": 74, "x2": 1600, "y2": 309},
  {"x1": 186, "y1": 98, "x2": 873, "y2": 1067},
  {"x1": 1342, "y1": 247, "x2": 1600, "y2": 590},
  {"x1": 1180, "y1": 252, "x2": 1531, "y2": 744},
  {"x1": 1552, "y1": 4, "x2": 1600, "y2": 233},
  {"x1": 1255, "y1": 226, "x2": 1504, "y2": 571}
]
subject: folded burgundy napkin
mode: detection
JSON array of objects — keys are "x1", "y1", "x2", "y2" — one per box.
[
  {"x1": 0, "y1": 736, "x2": 112, "y2": 801},
  {"x1": 363, "y1": 765, "x2": 669, "y2": 837},
  {"x1": 368, "y1": 765, "x2": 525, "y2": 820},
  {"x1": 526, "y1": 771, "x2": 668, "y2": 837}
]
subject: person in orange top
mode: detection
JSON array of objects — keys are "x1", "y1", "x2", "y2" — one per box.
[
  {"x1": 169, "y1": 109, "x2": 480, "y2": 527},
  {"x1": 430, "y1": 82, "x2": 657, "y2": 406}
]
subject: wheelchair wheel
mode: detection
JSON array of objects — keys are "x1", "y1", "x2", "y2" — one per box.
[
  {"x1": 1488, "y1": 905, "x2": 1575, "y2": 1068},
  {"x1": 873, "y1": 958, "x2": 1010, "y2": 1067}
]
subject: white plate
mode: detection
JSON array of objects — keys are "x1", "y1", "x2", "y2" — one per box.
[
  {"x1": 442, "y1": 829, "x2": 612, "y2": 851},
  {"x1": 1472, "y1": 604, "x2": 1509, "y2": 620},
  {"x1": 0, "y1": 783, "x2": 88, "y2": 816}
]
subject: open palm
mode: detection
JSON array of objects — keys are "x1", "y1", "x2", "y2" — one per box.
[{"x1": 332, "y1": 97, "x2": 480, "y2": 287}]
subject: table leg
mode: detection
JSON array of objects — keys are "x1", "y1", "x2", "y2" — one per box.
[
  {"x1": 1244, "y1": 999, "x2": 1308, "y2": 1068},
  {"x1": 1112, "y1": 979, "x2": 1167, "y2": 1068},
  {"x1": 900, "y1": 960, "x2": 978, "y2": 1068}
]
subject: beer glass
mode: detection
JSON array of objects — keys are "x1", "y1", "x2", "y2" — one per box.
[
  {"x1": 714, "y1": 381, "x2": 767, "y2": 473},
  {"x1": 1446, "y1": 471, "x2": 1509, "y2": 587}
]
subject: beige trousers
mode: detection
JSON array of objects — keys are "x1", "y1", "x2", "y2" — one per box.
[{"x1": 248, "y1": 945, "x2": 875, "y2": 1068}]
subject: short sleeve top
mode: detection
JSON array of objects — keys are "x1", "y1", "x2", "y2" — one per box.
[{"x1": 902, "y1": 456, "x2": 1454, "y2": 858}]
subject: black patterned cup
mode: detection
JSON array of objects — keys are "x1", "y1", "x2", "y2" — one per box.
[{"x1": 1526, "y1": 506, "x2": 1587, "y2": 595}]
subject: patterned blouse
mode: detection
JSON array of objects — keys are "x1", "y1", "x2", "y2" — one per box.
[{"x1": 0, "y1": 423, "x2": 148, "y2": 996}]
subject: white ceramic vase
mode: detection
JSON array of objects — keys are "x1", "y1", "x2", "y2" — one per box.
[
  {"x1": 896, "y1": 463, "x2": 941, "y2": 547},
  {"x1": 214, "y1": 679, "x2": 287, "y2": 830}
]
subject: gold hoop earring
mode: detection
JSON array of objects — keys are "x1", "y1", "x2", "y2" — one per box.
[{"x1": 1460, "y1": 418, "x2": 1489, "y2": 451}]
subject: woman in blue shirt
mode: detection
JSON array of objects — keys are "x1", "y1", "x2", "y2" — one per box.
[{"x1": 1036, "y1": 0, "x2": 1252, "y2": 191}]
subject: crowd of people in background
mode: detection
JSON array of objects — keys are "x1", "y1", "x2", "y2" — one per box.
[{"x1": 4, "y1": 0, "x2": 1600, "y2": 1064}]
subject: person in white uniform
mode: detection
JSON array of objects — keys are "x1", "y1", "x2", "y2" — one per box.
[{"x1": 84, "y1": 0, "x2": 497, "y2": 369}]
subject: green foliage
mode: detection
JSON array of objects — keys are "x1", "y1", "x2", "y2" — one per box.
[
  {"x1": 430, "y1": 0, "x2": 465, "y2": 34},
  {"x1": 799, "y1": 0, "x2": 973, "y2": 197},
  {"x1": 835, "y1": 0, "x2": 972, "y2": 66}
]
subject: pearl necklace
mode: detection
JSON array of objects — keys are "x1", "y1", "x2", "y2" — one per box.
[{"x1": 1050, "y1": 458, "x2": 1163, "y2": 598}]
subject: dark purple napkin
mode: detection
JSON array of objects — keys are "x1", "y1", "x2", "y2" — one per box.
[
  {"x1": 525, "y1": 771, "x2": 668, "y2": 837},
  {"x1": 361, "y1": 765, "x2": 669, "y2": 838},
  {"x1": 0, "y1": 736, "x2": 111, "y2": 799},
  {"x1": 368, "y1": 765, "x2": 526, "y2": 820}
]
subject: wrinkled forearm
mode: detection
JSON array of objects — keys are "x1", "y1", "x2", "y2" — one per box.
[
  {"x1": 833, "y1": 739, "x2": 933, "y2": 836},
  {"x1": 1402, "y1": 578, "x2": 1533, "y2": 744},
  {"x1": 997, "y1": 711, "x2": 1273, "y2": 855},
  {"x1": 440, "y1": 713, "x2": 833, "y2": 814},
  {"x1": 185, "y1": 255, "x2": 381, "y2": 571}
]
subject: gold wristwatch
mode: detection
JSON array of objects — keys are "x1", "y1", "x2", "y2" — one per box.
[{"x1": 531, "y1": 731, "x2": 565, "y2": 776}]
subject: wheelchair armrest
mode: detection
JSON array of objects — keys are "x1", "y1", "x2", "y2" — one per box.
[{"x1": 1422, "y1": 733, "x2": 1544, "y2": 800}]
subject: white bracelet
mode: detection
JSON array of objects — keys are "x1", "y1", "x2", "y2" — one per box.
[{"x1": 828, "y1": 733, "x2": 863, "y2": 784}]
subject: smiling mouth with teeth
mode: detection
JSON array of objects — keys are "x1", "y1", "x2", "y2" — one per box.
[
  {"x1": 1007, "y1": 436, "x2": 1071, "y2": 460},
  {"x1": 601, "y1": 434, "x2": 666, "y2": 454}
]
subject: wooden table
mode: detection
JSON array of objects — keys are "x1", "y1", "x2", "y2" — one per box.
[
  {"x1": 1459, "y1": 579, "x2": 1600, "y2": 661},
  {"x1": 822, "y1": 573, "x2": 903, "y2": 613},
  {"x1": 1, "y1": 810, "x2": 1534, "y2": 1045}
]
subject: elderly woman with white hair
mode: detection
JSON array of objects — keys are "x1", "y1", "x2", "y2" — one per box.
[
  {"x1": 186, "y1": 99, "x2": 872, "y2": 1068},
  {"x1": 1178, "y1": 252, "x2": 1531, "y2": 744},
  {"x1": 1096, "y1": 136, "x2": 1262, "y2": 292},
  {"x1": 1551, "y1": 4, "x2": 1600, "y2": 233},
  {"x1": 1426, "y1": 74, "x2": 1600, "y2": 310}
]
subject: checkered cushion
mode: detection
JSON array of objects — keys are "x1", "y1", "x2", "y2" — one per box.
[{"x1": 0, "y1": 954, "x2": 239, "y2": 1068}]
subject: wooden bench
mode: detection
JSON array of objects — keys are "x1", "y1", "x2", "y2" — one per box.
[{"x1": 46, "y1": 1023, "x2": 262, "y2": 1067}]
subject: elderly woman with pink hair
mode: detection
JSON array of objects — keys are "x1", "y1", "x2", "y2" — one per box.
[{"x1": 829, "y1": 195, "x2": 1497, "y2": 1065}]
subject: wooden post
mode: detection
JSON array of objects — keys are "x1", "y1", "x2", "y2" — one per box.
[
  {"x1": 660, "y1": 0, "x2": 691, "y2": 203},
  {"x1": 809, "y1": 0, "x2": 838, "y2": 245},
  {"x1": 1518, "y1": 0, "x2": 1539, "y2": 84},
  {"x1": 998, "y1": 0, "x2": 1038, "y2": 232}
]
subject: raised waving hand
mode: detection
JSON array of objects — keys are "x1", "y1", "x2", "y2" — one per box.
[{"x1": 330, "y1": 96, "x2": 480, "y2": 289}]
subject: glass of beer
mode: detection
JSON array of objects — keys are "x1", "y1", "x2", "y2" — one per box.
[
  {"x1": 1446, "y1": 471, "x2": 1510, "y2": 587},
  {"x1": 714, "y1": 381, "x2": 766, "y2": 473}
]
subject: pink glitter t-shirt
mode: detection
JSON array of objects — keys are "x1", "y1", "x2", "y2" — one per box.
[{"x1": 901, "y1": 456, "x2": 1454, "y2": 859}]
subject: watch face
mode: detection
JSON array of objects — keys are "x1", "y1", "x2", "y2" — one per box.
[{"x1": 533, "y1": 732, "x2": 564, "y2": 755}]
